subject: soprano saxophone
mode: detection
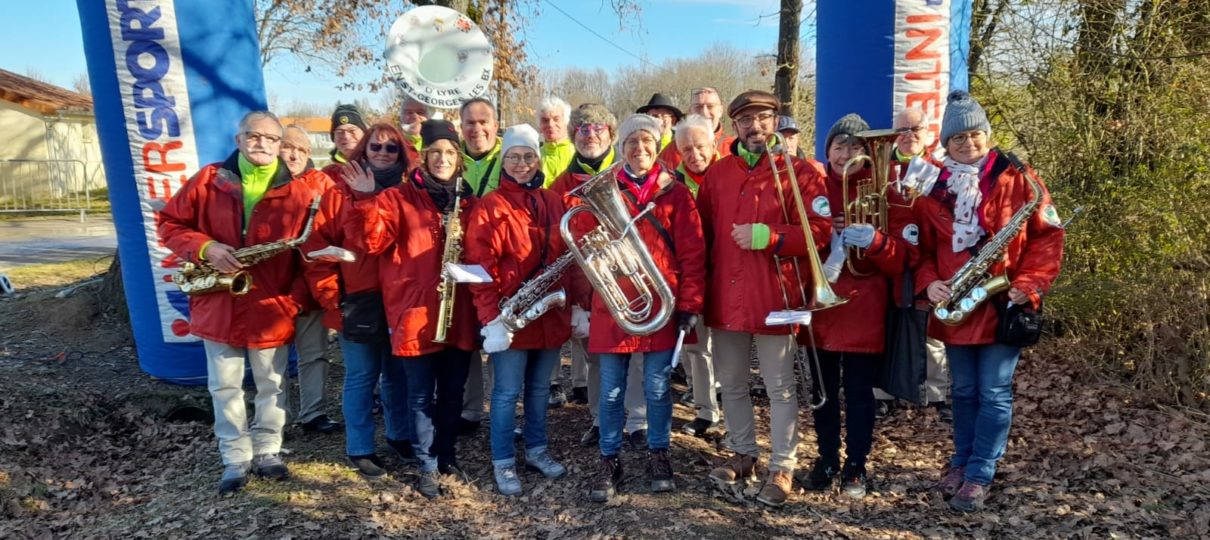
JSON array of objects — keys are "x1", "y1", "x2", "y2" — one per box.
[
  {"x1": 497, "y1": 251, "x2": 574, "y2": 333},
  {"x1": 933, "y1": 173, "x2": 1043, "y2": 325},
  {"x1": 173, "y1": 196, "x2": 321, "y2": 296},
  {"x1": 433, "y1": 190, "x2": 464, "y2": 343}
]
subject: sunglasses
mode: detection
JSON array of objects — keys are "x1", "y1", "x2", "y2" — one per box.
[{"x1": 369, "y1": 142, "x2": 400, "y2": 153}]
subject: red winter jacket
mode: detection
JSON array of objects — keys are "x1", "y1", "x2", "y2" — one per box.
[
  {"x1": 465, "y1": 178, "x2": 575, "y2": 349},
  {"x1": 658, "y1": 126, "x2": 735, "y2": 171},
  {"x1": 158, "y1": 152, "x2": 316, "y2": 348},
  {"x1": 801, "y1": 164, "x2": 918, "y2": 353},
  {"x1": 349, "y1": 175, "x2": 480, "y2": 355},
  {"x1": 300, "y1": 175, "x2": 387, "y2": 331},
  {"x1": 912, "y1": 150, "x2": 1065, "y2": 345},
  {"x1": 567, "y1": 166, "x2": 707, "y2": 354},
  {"x1": 696, "y1": 144, "x2": 832, "y2": 335}
]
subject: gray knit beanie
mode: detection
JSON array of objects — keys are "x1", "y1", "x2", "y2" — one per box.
[
  {"x1": 824, "y1": 113, "x2": 870, "y2": 151},
  {"x1": 615, "y1": 114, "x2": 663, "y2": 156},
  {"x1": 940, "y1": 90, "x2": 991, "y2": 146}
]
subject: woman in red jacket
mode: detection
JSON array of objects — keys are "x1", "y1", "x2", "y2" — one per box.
[
  {"x1": 343, "y1": 119, "x2": 478, "y2": 499},
  {"x1": 301, "y1": 123, "x2": 418, "y2": 480},
  {"x1": 465, "y1": 124, "x2": 585, "y2": 496},
  {"x1": 916, "y1": 91, "x2": 1065, "y2": 512},
  {"x1": 577, "y1": 114, "x2": 707, "y2": 503},
  {"x1": 800, "y1": 113, "x2": 918, "y2": 500}
]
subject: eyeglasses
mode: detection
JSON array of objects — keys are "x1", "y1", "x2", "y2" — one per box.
[
  {"x1": 648, "y1": 112, "x2": 675, "y2": 120},
  {"x1": 948, "y1": 131, "x2": 986, "y2": 145},
  {"x1": 576, "y1": 123, "x2": 609, "y2": 136},
  {"x1": 369, "y1": 142, "x2": 400, "y2": 153},
  {"x1": 735, "y1": 112, "x2": 776, "y2": 129},
  {"x1": 623, "y1": 135, "x2": 657, "y2": 150},
  {"x1": 503, "y1": 153, "x2": 539, "y2": 164},
  {"x1": 242, "y1": 132, "x2": 281, "y2": 144},
  {"x1": 898, "y1": 126, "x2": 926, "y2": 135}
]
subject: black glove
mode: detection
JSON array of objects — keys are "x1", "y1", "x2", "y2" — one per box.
[{"x1": 676, "y1": 311, "x2": 699, "y2": 332}]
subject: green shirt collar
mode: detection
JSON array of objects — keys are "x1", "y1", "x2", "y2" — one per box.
[{"x1": 737, "y1": 143, "x2": 761, "y2": 168}]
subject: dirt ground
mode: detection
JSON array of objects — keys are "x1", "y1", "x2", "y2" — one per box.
[{"x1": 1, "y1": 267, "x2": 1209, "y2": 539}]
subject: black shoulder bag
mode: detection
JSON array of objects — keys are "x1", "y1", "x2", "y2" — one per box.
[{"x1": 880, "y1": 268, "x2": 929, "y2": 405}]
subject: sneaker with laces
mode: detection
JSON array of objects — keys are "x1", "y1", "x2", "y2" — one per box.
[
  {"x1": 708, "y1": 453, "x2": 757, "y2": 490},
  {"x1": 525, "y1": 449, "x2": 568, "y2": 479},
  {"x1": 647, "y1": 450, "x2": 675, "y2": 492},
  {"x1": 348, "y1": 454, "x2": 387, "y2": 479},
  {"x1": 681, "y1": 418, "x2": 716, "y2": 438},
  {"x1": 589, "y1": 455, "x2": 623, "y2": 502},
  {"x1": 949, "y1": 480, "x2": 990, "y2": 512},
  {"x1": 936, "y1": 465, "x2": 965, "y2": 498},
  {"x1": 252, "y1": 453, "x2": 289, "y2": 480},
  {"x1": 580, "y1": 425, "x2": 600, "y2": 447},
  {"x1": 218, "y1": 462, "x2": 251, "y2": 495},
  {"x1": 805, "y1": 458, "x2": 839, "y2": 491},
  {"x1": 494, "y1": 464, "x2": 522, "y2": 496},
  {"x1": 840, "y1": 464, "x2": 867, "y2": 500},
  {"x1": 756, "y1": 469, "x2": 794, "y2": 507},
  {"x1": 548, "y1": 384, "x2": 567, "y2": 409},
  {"x1": 417, "y1": 470, "x2": 441, "y2": 499}
]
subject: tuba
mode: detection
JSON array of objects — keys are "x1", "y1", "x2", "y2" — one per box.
[
  {"x1": 839, "y1": 128, "x2": 903, "y2": 276},
  {"x1": 559, "y1": 164, "x2": 675, "y2": 336}
]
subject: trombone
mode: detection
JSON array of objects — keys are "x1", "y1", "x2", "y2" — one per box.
[{"x1": 765, "y1": 132, "x2": 845, "y2": 410}]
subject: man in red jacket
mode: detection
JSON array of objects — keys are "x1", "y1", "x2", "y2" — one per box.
[
  {"x1": 657, "y1": 87, "x2": 735, "y2": 170},
  {"x1": 696, "y1": 90, "x2": 832, "y2": 507},
  {"x1": 158, "y1": 111, "x2": 317, "y2": 495}
]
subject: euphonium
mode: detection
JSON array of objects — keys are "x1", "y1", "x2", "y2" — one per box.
[
  {"x1": 839, "y1": 128, "x2": 902, "y2": 276},
  {"x1": 934, "y1": 172, "x2": 1044, "y2": 325},
  {"x1": 172, "y1": 196, "x2": 321, "y2": 296},
  {"x1": 433, "y1": 190, "x2": 464, "y2": 343},
  {"x1": 559, "y1": 163, "x2": 675, "y2": 336}
]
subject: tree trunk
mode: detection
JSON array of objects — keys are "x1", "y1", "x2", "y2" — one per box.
[
  {"x1": 775, "y1": 0, "x2": 803, "y2": 115},
  {"x1": 99, "y1": 250, "x2": 128, "y2": 323}
]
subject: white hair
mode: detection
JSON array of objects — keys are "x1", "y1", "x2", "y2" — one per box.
[
  {"x1": 238, "y1": 110, "x2": 282, "y2": 134},
  {"x1": 536, "y1": 96, "x2": 571, "y2": 124},
  {"x1": 674, "y1": 114, "x2": 715, "y2": 147},
  {"x1": 893, "y1": 107, "x2": 926, "y2": 128}
]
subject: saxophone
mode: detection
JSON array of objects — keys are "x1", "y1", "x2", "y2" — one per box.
[
  {"x1": 497, "y1": 251, "x2": 574, "y2": 333},
  {"x1": 433, "y1": 190, "x2": 464, "y2": 343},
  {"x1": 173, "y1": 196, "x2": 321, "y2": 296},
  {"x1": 933, "y1": 173, "x2": 1043, "y2": 326}
]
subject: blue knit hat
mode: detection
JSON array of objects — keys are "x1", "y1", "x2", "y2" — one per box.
[{"x1": 940, "y1": 90, "x2": 991, "y2": 146}]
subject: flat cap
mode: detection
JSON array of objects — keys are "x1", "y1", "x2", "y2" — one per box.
[{"x1": 727, "y1": 90, "x2": 779, "y2": 119}]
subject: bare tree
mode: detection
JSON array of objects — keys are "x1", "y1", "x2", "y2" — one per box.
[
  {"x1": 72, "y1": 73, "x2": 91, "y2": 96},
  {"x1": 774, "y1": 0, "x2": 803, "y2": 114}
]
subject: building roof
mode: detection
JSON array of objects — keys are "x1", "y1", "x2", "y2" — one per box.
[
  {"x1": 0, "y1": 68, "x2": 93, "y2": 116},
  {"x1": 280, "y1": 116, "x2": 332, "y2": 134}
]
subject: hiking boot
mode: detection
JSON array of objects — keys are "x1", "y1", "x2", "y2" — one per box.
[
  {"x1": 348, "y1": 454, "x2": 387, "y2": 479},
  {"x1": 936, "y1": 465, "x2": 965, "y2": 498},
  {"x1": 438, "y1": 462, "x2": 470, "y2": 484},
  {"x1": 494, "y1": 464, "x2": 522, "y2": 496},
  {"x1": 548, "y1": 384, "x2": 567, "y2": 409},
  {"x1": 525, "y1": 449, "x2": 568, "y2": 479},
  {"x1": 387, "y1": 438, "x2": 420, "y2": 467},
  {"x1": 931, "y1": 401, "x2": 953, "y2": 423},
  {"x1": 589, "y1": 455, "x2": 623, "y2": 503},
  {"x1": 681, "y1": 418, "x2": 716, "y2": 438},
  {"x1": 580, "y1": 425, "x2": 600, "y2": 447},
  {"x1": 708, "y1": 453, "x2": 757, "y2": 490},
  {"x1": 252, "y1": 453, "x2": 289, "y2": 480},
  {"x1": 218, "y1": 462, "x2": 251, "y2": 495},
  {"x1": 570, "y1": 386, "x2": 589, "y2": 405},
  {"x1": 805, "y1": 458, "x2": 839, "y2": 491},
  {"x1": 949, "y1": 481, "x2": 991, "y2": 512},
  {"x1": 840, "y1": 463, "x2": 867, "y2": 500},
  {"x1": 417, "y1": 470, "x2": 441, "y2": 499},
  {"x1": 756, "y1": 469, "x2": 794, "y2": 507},
  {"x1": 647, "y1": 450, "x2": 675, "y2": 492},
  {"x1": 626, "y1": 429, "x2": 648, "y2": 451}
]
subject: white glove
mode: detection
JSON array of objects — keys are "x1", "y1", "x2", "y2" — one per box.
[
  {"x1": 480, "y1": 319, "x2": 513, "y2": 354},
  {"x1": 842, "y1": 223, "x2": 876, "y2": 249},
  {"x1": 822, "y1": 230, "x2": 846, "y2": 283},
  {"x1": 571, "y1": 306, "x2": 591, "y2": 339}
]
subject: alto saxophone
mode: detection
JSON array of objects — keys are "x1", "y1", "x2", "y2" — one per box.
[
  {"x1": 497, "y1": 251, "x2": 574, "y2": 332},
  {"x1": 433, "y1": 190, "x2": 464, "y2": 343},
  {"x1": 173, "y1": 196, "x2": 321, "y2": 296},
  {"x1": 934, "y1": 173, "x2": 1043, "y2": 325}
]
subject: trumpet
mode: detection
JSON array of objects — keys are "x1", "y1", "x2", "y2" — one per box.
[
  {"x1": 559, "y1": 164, "x2": 675, "y2": 336},
  {"x1": 839, "y1": 128, "x2": 902, "y2": 276}
]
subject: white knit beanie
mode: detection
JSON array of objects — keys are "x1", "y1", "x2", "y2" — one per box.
[{"x1": 502, "y1": 124, "x2": 541, "y2": 156}]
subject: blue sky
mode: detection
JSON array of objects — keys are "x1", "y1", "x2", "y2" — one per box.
[{"x1": 1, "y1": 0, "x2": 793, "y2": 107}]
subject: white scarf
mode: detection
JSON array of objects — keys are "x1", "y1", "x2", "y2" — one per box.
[{"x1": 943, "y1": 155, "x2": 989, "y2": 252}]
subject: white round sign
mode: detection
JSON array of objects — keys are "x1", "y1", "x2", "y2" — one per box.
[{"x1": 384, "y1": 6, "x2": 494, "y2": 109}]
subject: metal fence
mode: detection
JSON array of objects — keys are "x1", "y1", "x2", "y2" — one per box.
[{"x1": 0, "y1": 159, "x2": 98, "y2": 219}]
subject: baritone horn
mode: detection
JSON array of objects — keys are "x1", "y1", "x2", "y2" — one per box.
[
  {"x1": 839, "y1": 128, "x2": 902, "y2": 276},
  {"x1": 559, "y1": 164, "x2": 675, "y2": 336}
]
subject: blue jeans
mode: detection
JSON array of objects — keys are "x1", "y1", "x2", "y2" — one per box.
[
  {"x1": 400, "y1": 348, "x2": 472, "y2": 472},
  {"x1": 339, "y1": 337, "x2": 412, "y2": 457},
  {"x1": 598, "y1": 350, "x2": 673, "y2": 457},
  {"x1": 947, "y1": 343, "x2": 1021, "y2": 485},
  {"x1": 488, "y1": 348, "x2": 559, "y2": 465}
]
